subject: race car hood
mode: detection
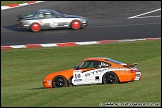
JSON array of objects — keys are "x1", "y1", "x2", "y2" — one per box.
[
  {"x1": 44, "y1": 69, "x2": 74, "y2": 80},
  {"x1": 50, "y1": 69, "x2": 73, "y2": 74}
]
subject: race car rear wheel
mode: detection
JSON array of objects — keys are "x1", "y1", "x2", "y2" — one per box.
[
  {"x1": 52, "y1": 76, "x2": 68, "y2": 88},
  {"x1": 30, "y1": 23, "x2": 41, "y2": 32},
  {"x1": 70, "y1": 20, "x2": 81, "y2": 30},
  {"x1": 102, "y1": 72, "x2": 118, "y2": 84}
]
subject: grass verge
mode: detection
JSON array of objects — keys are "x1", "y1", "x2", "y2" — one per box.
[{"x1": 1, "y1": 40, "x2": 161, "y2": 107}]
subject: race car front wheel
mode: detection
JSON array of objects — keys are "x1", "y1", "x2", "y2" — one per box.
[
  {"x1": 52, "y1": 76, "x2": 68, "y2": 88},
  {"x1": 30, "y1": 23, "x2": 41, "y2": 32},
  {"x1": 70, "y1": 20, "x2": 81, "y2": 30},
  {"x1": 102, "y1": 72, "x2": 119, "y2": 84}
]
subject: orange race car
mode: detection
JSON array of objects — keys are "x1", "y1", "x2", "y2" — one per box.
[{"x1": 43, "y1": 57, "x2": 142, "y2": 88}]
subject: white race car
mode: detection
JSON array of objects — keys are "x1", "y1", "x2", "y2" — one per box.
[{"x1": 17, "y1": 9, "x2": 88, "y2": 32}]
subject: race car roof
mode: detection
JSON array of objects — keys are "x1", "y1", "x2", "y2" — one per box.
[
  {"x1": 36, "y1": 9, "x2": 54, "y2": 12},
  {"x1": 83, "y1": 57, "x2": 126, "y2": 64}
]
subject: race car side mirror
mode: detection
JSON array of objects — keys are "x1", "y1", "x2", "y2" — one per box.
[{"x1": 74, "y1": 65, "x2": 79, "y2": 70}]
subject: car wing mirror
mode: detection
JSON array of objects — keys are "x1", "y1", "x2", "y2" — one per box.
[{"x1": 74, "y1": 65, "x2": 79, "y2": 70}]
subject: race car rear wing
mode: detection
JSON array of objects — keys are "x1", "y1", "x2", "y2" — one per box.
[{"x1": 123, "y1": 63, "x2": 138, "y2": 68}]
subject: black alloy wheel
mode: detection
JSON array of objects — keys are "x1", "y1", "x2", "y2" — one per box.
[
  {"x1": 102, "y1": 72, "x2": 118, "y2": 84},
  {"x1": 52, "y1": 76, "x2": 68, "y2": 88}
]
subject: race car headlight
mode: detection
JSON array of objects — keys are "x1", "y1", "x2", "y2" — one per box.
[
  {"x1": 47, "y1": 80, "x2": 51, "y2": 85},
  {"x1": 45, "y1": 80, "x2": 51, "y2": 85}
]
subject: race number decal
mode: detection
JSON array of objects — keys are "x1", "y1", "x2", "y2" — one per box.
[
  {"x1": 50, "y1": 22, "x2": 58, "y2": 28},
  {"x1": 74, "y1": 73, "x2": 81, "y2": 79},
  {"x1": 73, "y1": 70, "x2": 82, "y2": 82}
]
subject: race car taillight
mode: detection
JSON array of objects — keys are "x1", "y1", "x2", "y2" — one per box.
[
  {"x1": 131, "y1": 69, "x2": 140, "y2": 73},
  {"x1": 131, "y1": 69, "x2": 142, "y2": 80},
  {"x1": 19, "y1": 20, "x2": 22, "y2": 24}
]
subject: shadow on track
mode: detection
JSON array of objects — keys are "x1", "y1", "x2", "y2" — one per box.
[
  {"x1": 3, "y1": 24, "x2": 84, "y2": 33},
  {"x1": 3, "y1": 24, "x2": 27, "y2": 32},
  {"x1": 28, "y1": 87, "x2": 46, "y2": 90}
]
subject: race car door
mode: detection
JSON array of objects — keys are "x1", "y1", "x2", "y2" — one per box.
[
  {"x1": 72, "y1": 60, "x2": 105, "y2": 85},
  {"x1": 40, "y1": 12, "x2": 72, "y2": 28}
]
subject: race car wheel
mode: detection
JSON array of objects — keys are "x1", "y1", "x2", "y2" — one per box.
[
  {"x1": 102, "y1": 72, "x2": 118, "y2": 84},
  {"x1": 30, "y1": 23, "x2": 41, "y2": 32},
  {"x1": 52, "y1": 76, "x2": 68, "y2": 88},
  {"x1": 71, "y1": 20, "x2": 81, "y2": 30}
]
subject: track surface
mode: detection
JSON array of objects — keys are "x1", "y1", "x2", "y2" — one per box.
[{"x1": 1, "y1": 1, "x2": 161, "y2": 46}]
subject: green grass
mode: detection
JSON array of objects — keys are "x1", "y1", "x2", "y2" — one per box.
[
  {"x1": 1, "y1": 40, "x2": 161, "y2": 107},
  {"x1": 1, "y1": 1, "x2": 31, "y2": 6}
]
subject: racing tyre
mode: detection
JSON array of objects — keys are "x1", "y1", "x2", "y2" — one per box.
[
  {"x1": 102, "y1": 72, "x2": 118, "y2": 84},
  {"x1": 30, "y1": 23, "x2": 41, "y2": 32},
  {"x1": 52, "y1": 76, "x2": 68, "y2": 88},
  {"x1": 70, "y1": 20, "x2": 81, "y2": 30}
]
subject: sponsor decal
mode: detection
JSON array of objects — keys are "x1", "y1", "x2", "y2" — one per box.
[
  {"x1": 74, "y1": 79, "x2": 82, "y2": 82},
  {"x1": 85, "y1": 68, "x2": 107, "y2": 77},
  {"x1": 84, "y1": 68, "x2": 128, "y2": 77},
  {"x1": 50, "y1": 22, "x2": 58, "y2": 28}
]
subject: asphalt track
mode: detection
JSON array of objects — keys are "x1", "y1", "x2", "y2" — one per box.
[{"x1": 1, "y1": 1, "x2": 161, "y2": 46}]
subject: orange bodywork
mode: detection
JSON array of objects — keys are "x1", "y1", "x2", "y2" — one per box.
[
  {"x1": 43, "y1": 57, "x2": 141, "y2": 88},
  {"x1": 43, "y1": 69, "x2": 73, "y2": 88}
]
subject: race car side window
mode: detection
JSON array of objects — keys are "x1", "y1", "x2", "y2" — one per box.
[
  {"x1": 50, "y1": 13, "x2": 57, "y2": 18},
  {"x1": 38, "y1": 13, "x2": 45, "y2": 18},
  {"x1": 79, "y1": 60, "x2": 101, "y2": 68},
  {"x1": 79, "y1": 61, "x2": 91, "y2": 68},
  {"x1": 44, "y1": 12, "x2": 57, "y2": 18},
  {"x1": 92, "y1": 61, "x2": 101, "y2": 68},
  {"x1": 45, "y1": 13, "x2": 52, "y2": 18},
  {"x1": 100, "y1": 62, "x2": 111, "y2": 67},
  {"x1": 78, "y1": 60, "x2": 110, "y2": 68}
]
